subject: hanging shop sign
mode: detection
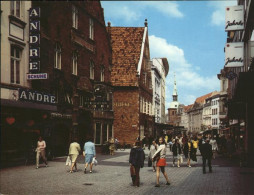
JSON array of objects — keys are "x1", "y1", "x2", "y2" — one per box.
[
  {"x1": 225, "y1": 42, "x2": 244, "y2": 67},
  {"x1": 28, "y1": 7, "x2": 48, "y2": 79},
  {"x1": 225, "y1": 5, "x2": 244, "y2": 31},
  {"x1": 19, "y1": 88, "x2": 56, "y2": 104}
]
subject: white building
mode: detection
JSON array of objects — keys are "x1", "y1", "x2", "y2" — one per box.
[
  {"x1": 151, "y1": 58, "x2": 169, "y2": 124},
  {"x1": 1, "y1": 1, "x2": 32, "y2": 100},
  {"x1": 211, "y1": 95, "x2": 220, "y2": 130}
]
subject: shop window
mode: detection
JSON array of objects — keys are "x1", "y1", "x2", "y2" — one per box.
[
  {"x1": 72, "y1": 5, "x2": 78, "y2": 29},
  {"x1": 89, "y1": 18, "x2": 94, "y2": 40},
  {"x1": 95, "y1": 123, "x2": 101, "y2": 145},
  {"x1": 10, "y1": 45, "x2": 21, "y2": 84},
  {"x1": 90, "y1": 61, "x2": 94, "y2": 79},
  {"x1": 54, "y1": 43, "x2": 61, "y2": 69},
  {"x1": 102, "y1": 124, "x2": 107, "y2": 144},
  {"x1": 11, "y1": 1, "x2": 21, "y2": 18},
  {"x1": 72, "y1": 51, "x2": 78, "y2": 75},
  {"x1": 108, "y1": 124, "x2": 113, "y2": 139}
]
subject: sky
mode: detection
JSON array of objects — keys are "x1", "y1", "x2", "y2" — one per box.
[{"x1": 101, "y1": 0, "x2": 237, "y2": 109}]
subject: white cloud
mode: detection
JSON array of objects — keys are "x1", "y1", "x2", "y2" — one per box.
[
  {"x1": 208, "y1": 1, "x2": 237, "y2": 26},
  {"x1": 101, "y1": 1, "x2": 184, "y2": 24},
  {"x1": 149, "y1": 35, "x2": 219, "y2": 105},
  {"x1": 143, "y1": 2, "x2": 184, "y2": 18}
]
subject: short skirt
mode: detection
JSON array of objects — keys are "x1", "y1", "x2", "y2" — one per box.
[
  {"x1": 85, "y1": 154, "x2": 94, "y2": 164},
  {"x1": 156, "y1": 158, "x2": 166, "y2": 167}
]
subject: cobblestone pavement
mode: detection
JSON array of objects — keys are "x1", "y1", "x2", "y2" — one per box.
[{"x1": 1, "y1": 148, "x2": 254, "y2": 195}]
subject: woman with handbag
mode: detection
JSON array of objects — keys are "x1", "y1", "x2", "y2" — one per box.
[
  {"x1": 35, "y1": 136, "x2": 48, "y2": 169},
  {"x1": 68, "y1": 138, "x2": 81, "y2": 173},
  {"x1": 152, "y1": 137, "x2": 170, "y2": 187}
]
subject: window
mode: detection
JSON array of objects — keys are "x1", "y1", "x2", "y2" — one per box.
[
  {"x1": 90, "y1": 61, "x2": 94, "y2": 79},
  {"x1": 10, "y1": 45, "x2": 21, "y2": 84},
  {"x1": 95, "y1": 123, "x2": 101, "y2": 145},
  {"x1": 89, "y1": 18, "x2": 94, "y2": 40},
  {"x1": 72, "y1": 6, "x2": 78, "y2": 29},
  {"x1": 100, "y1": 66, "x2": 104, "y2": 82},
  {"x1": 144, "y1": 100, "x2": 146, "y2": 113},
  {"x1": 72, "y1": 52, "x2": 78, "y2": 75},
  {"x1": 11, "y1": 1, "x2": 21, "y2": 18},
  {"x1": 54, "y1": 43, "x2": 61, "y2": 69}
]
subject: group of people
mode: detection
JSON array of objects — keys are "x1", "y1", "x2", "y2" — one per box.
[
  {"x1": 35, "y1": 136, "x2": 96, "y2": 174},
  {"x1": 129, "y1": 137, "x2": 170, "y2": 187}
]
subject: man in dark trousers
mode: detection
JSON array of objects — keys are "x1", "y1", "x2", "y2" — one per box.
[{"x1": 200, "y1": 138, "x2": 213, "y2": 174}]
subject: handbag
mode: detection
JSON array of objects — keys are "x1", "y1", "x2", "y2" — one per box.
[
  {"x1": 66, "y1": 156, "x2": 71, "y2": 166},
  {"x1": 180, "y1": 155, "x2": 183, "y2": 163}
]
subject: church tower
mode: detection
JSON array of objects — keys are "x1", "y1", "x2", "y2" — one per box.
[{"x1": 170, "y1": 73, "x2": 179, "y2": 109}]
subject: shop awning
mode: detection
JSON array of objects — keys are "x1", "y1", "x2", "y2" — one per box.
[{"x1": 1, "y1": 99, "x2": 57, "y2": 111}]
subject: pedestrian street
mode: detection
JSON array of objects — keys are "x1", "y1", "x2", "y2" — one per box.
[{"x1": 1, "y1": 147, "x2": 254, "y2": 195}]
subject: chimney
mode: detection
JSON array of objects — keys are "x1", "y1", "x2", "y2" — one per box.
[{"x1": 144, "y1": 19, "x2": 148, "y2": 27}]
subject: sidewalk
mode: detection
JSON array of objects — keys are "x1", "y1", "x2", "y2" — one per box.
[{"x1": 1, "y1": 148, "x2": 254, "y2": 195}]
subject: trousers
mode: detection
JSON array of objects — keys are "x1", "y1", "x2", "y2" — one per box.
[
  {"x1": 202, "y1": 157, "x2": 212, "y2": 172},
  {"x1": 36, "y1": 150, "x2": 47, "y2": 167}
]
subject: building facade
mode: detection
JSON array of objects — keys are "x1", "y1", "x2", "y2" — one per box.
[
  {"x1": 151, "y1": 58, "x2": 169, "y2": 124},
  {"x1": 222, "y1": 0, "x2": 254, "y2": 165},
  {"x1": 108, "y1": 20, "x2": 153, "y2": 144},
  {"x1": 1, "y1": 1, "x2": 113, "y2": 163}
]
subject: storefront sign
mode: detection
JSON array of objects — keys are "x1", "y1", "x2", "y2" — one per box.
[
  {"x1": 50, "y1": 113, "x2": 72, "y2": 119},
  {"x1": 225, "y1": 5, "x2": 244, "y2": 31},
  {"x1": 27, "y1": 73, "x2": 48, "y2": 80},
  {"x1": 225, "y1": 42, "x2": 244, "y2": 67},
  {"x1": 29, "y1": 7, "x2": 41, "y2": 73},
  {"x1": 19, "y1": 88, "x2": 56, "y2": 104},
  {"x1": 113, "y1": 102, "x2": 130, "y2": 107}
]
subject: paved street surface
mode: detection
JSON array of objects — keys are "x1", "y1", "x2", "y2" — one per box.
[{"x1": 1, "y1": 147, "x2": 254, "y2": 195}]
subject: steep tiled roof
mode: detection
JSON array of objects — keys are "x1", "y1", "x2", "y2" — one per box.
[
  {"x1": 195, "y1": 91, "x2": 216, "y2": 104},
  {"x1": 109, "y1": 27, "x2": 145, "y2": 86},
  {"x1": 184, "y1": 104, "x2": 193, "y2": 112}
]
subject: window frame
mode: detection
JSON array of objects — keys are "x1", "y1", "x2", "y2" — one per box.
[
  {"x1": 10, "y1": 45, "x2": 21, "y2": 84},
  {"x1": 100, "y1": 65, "x2": 105, "y2": 82},
  {"x1": 72, "y1": 5, "x2": 78, "y2": 29},
  {"x1": 90, "y1": 61, "x2": 94, "y2": 80},
  {"x1": 89, "y1": 18, "x2": 94, "y2": 40},
  {"x1": 72, "y1": 51, "x2": 78, "y2": 75},
  {"x1": 11, "y1": 1, "x2": 21, "y2": 18},
  {"x1": 54, "y1": 43, "x2": 61, "y2": 69}
]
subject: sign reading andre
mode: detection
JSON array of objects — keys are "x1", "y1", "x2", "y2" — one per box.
[{"x1": 19, "y1": 88, "x2": 56, "y2": 104}]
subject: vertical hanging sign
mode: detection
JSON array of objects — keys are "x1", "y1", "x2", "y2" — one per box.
[
  {"x1": 225, "y1": 42, "x2": 244, "y2": 67},
  {"x1": 29, "y1": 8, "x2": 40, "y2": 72},
  {"x1": 225, "y1": 5, "x2": 244, "y2": 31},
  {"x1": 28, "y1": 8, "x2": 47, "y2": 79}
]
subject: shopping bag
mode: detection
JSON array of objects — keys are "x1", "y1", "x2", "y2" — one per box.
[
  {"x1": 180, "y1": 155, "x2": 183, "y2": 163},
  {"x1": 66, "y1": 156, "x2": 71, "y2": 166},
  {"x1": 92, "y1": 157, "x2": 98, "y2": 166}
]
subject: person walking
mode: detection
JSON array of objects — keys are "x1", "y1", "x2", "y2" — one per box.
[
  {"x1": 172, "y1": 139, "x2": 182, "y2": 167},
  {"x1": 129, "y1": 141, "x2": 145, "y2": 187},
  {"x1": 192, "y1": 136, "x2": 199, "y2": 162},
  {"x1": 152, "y1": 137, "x2": 170, "y2": 187},
  {"x1": 83, "y1": 136, "x2": 96, "y2": 174},
  {"x1": 109, "y1": 137, "x2": 115, "y2": 155},
  {"x1": 200, "y1": 139, "x2": 213, "y2": 174},
  {"x1": 68, "y1": 138, "x2": 81, "y2": 173},
  {"x1": 148, "y1": 140, "x2": 157, "y2": 172},
  {"x1": 183, "y1": 139, "x2": 194, "y2": 167},
  {"x1": 35, "y1": 136, "x2": 48, "y2": 169},
  {"x1": 209, "y1": 137, "x2": 218, "y2": 159}
]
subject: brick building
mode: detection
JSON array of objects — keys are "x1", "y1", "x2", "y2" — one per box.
[
  {"x1": 108, "y1": 20, "x2": 153, "y2": 144},
  {"x1": 1, "y1": 1, "x2": 113, "y2": 161}
]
